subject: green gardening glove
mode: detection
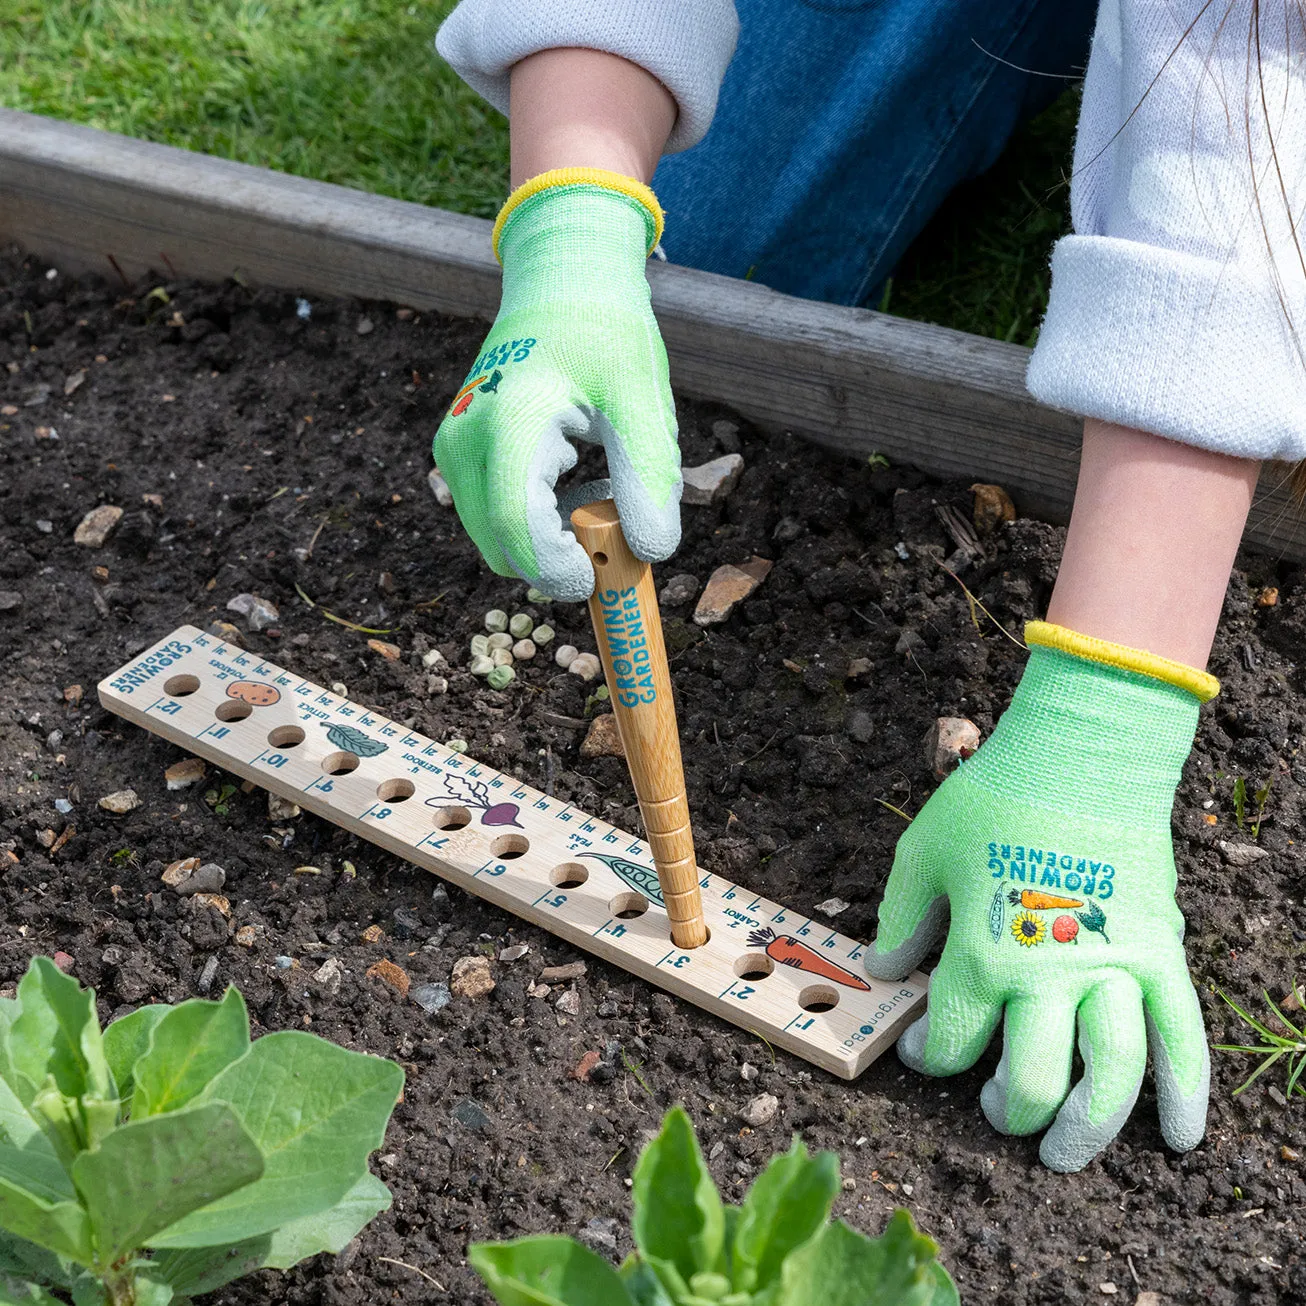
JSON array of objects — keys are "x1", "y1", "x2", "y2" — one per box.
[
  {"x1": 865, "y1": 621, "x2": 1215, "y2": 1172},
  {"x1": 433, "y1": 168, "x2": 681, "y2": 601}
]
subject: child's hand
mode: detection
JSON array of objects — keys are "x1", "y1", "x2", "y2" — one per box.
[
  {"x1": 432, "y1": 173, "x2": 681, "y2": 601},
  {"x1": 866, "y1": 623, "x2": 1214, "y2": 1171}
]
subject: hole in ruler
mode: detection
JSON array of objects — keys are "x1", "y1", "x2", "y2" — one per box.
[
  {"x1": 376, "y1": 778, "x2": 415, "y2": 802},
  {"x1": 214, "y1": 701, "x2": 252, "y2": 723},
  {"x1": 610, "y1": 891, "x2": 649, "y2": 920},
  {"x1": 551, "y1": 862, "x2": 588, "y2": 888},
  {"x1": 164, "y1": 674, "x2": 200, "y2": 697},
  {"x1": 431, "y1": 805, "x2": 472, "y2": 830},
  {"x1": 798, "y1": 984, "x2": 840, "y2": 1014},
  {"x1": 321, "y1": 750, "x2": 360, "y2": 776},
  {"x1": 491, "y1": 833, "x2": 529, "y2": 859},
  {"x1": 267, "y1": 725, "x2": 305, "y2": 748},
  {"x1": 734, "y1": 952, "x2": 775, "y2": 981},
  {"x1": 591, "y1": 550, "x2": 609, "y2": 567}
]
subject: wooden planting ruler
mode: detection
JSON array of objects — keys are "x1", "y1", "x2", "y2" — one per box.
[{"x1": 98, "y1": 627, "x2": 926, "y2": 1079}]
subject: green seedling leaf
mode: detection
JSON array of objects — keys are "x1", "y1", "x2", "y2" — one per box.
[
  {"x1": 27, "y1": 1085, "x2": 83, "y2": 1174},
  {"x1": 10, "y1": 960, "x2": 111, "y2": 1106},
  {"x1": 130, "y1": 989, "x2": 250, "y2": 1118},
  {"x1": 102, "y1": 1006, "x2": 169, "y2": 1100},
  {"x1": 630, "y1": 1107, "x2": 724, "y2": 1294},
  {"x1": 0, "y1": 1145, "x2": 75, "y2": 1207},
  {"x1": 619, "y1": 1258, "x2": 676, "y2": 1306},
  {"x1": 0, "y1": 1172, "x2": 92, "y2": 1265},
  {"x1": 0, "y1": 1231, "x2": 76, "y2": 1290},
  {"x1": 733, "y1": 1138, "x2": 839, "y2": 1293},
  {"x1": 0, "y1": 1073, "x2": 51, "y2": 1156},
  {"x1": 773, "y1": 1211, "x2": 956, "y2": 1306},
  {"x1": 152, "y1": 1170, "x2": 391, "y2": 1297},
  {"x1": 148, "y1": 1032, "x2": 403, "y2": 1248},
  {"x1": 71, "y1": 1103, "x2": 263, "y2": 1263},
  {"x1": 469, "y1": 1236, "x2": 638, "y2": 1306}
]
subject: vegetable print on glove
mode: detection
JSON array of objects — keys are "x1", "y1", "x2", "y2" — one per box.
[
  {"x1": 433, "y1": 168, "x2": 682, "y2": 602},
  {"x1": 866, "y1": 621, "x2": 1217, "y2": 1172}
]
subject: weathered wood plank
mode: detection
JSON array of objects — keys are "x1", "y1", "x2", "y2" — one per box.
[{"x1": 1, "y1": 108, "x2": 1300, "y2": 559}]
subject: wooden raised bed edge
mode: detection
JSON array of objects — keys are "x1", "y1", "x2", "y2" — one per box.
[{"x1": 1, "y1": 107, "x2": 1301, "y2": 561}]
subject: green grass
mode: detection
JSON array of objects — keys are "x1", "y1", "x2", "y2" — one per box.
[{"x1": 0, "y1": 1, "x2": 1075, "y2": 341}]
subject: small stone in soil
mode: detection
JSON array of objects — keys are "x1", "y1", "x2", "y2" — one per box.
[
  {"x1": 226, "y1": 592, "x2": 279, "y2": 631},
  {"x1": 572, "y1": 1049, "x2": 602, "y2": 1081},
  {"x1": 499, "y1": 944, "x2": 531, "y2": 963},
  {"x1": 682, "y1": 453, "x2": 745, "y2": 506},
  {"x1": 846, "y1": 657, "x2": 873, "y2": 680},
  {"x1": 428, "y1": 469, "x2": 454, "y2": 507},
  {"x1": 268, "y1": 792, "x2": 300, "y2": 820},
  {"x1": 452, "y1": 1099, "x2": 491, "y2": 1132},
  {"x1": 426, "y1": 675, "x2": 449, "y2": 695},
  {"x1": 581, "y1": 714, "x2": 625, "y2": 759},
  {"x1": 63, "y1": 684, "x2": 83, "y2": 706},
  {"x1": 165, "y1": 757, "x2": 206, "y2": 790},
  {"x1": 568, "y1": 652, "x2": 602, "y2": 682},
  {"x1": 539, "y1": 960, "x2": 587, "y2": 983},
  {"x1": 51, "y1": 951, "x2": 74, "y2": 972},
  {"x1": 366, "y1": 959, "x2": 410, "y2": 997},
  {"x1": 924, "y1": 716, "x2": 980, "y2": 779},
  {"x1": 741, "y1": 1093, "x2": 779, "y2": 1127},
  {"x1": 313, "y1": 957, "x2": 344, "y2": 994},
  {"x1": 659, "y1": 573, "x2": 700, "y2": 606},
  {"x1": 578, "y1": 1218, "x2": 620, "y2": 1254},
  {"x1": 895, "y1": 628, "x2": 924, "y2": 655},
  {"x1": 73, "y1": 504, "x2": 122, "y2": 547},
  {"x1": 712, "y1": 418, "x2": 741, "y2": 450},
  {"x1": 422, "y1": 647, "x2": 447, "y2": 669},
  {"x1": 196, "y1": 956, "x2": 220, "y2": 994},
  {"x1": 846, "y1": 710, "x2": 875, "y2": 745},
  {"x1": 98, "y1": 789, "x2": 140, "y2": 814},
  {"x1": 176, "y1": 863, "x2": 226, "y2": 896},
  {"x1": 162, "y1": 857, "x2": 200, "y2": 887},
  {"x1": 970, "y1": 482, "x2": 1016, "y2": 534},
  {"x1": 235, "y1": 925, "x2": 259, "y2": 948},
  {"x1": 816, "y1": 897, "x2": 849, "y2": 916},
  {"x1": 360, "y1": 924, "x2": 385, "y2": 944},
  {"x1": 451, "y1": 954, "x2": 496, "y2": 999},
  {"x1": 0, "y1": 591, "x2": 21, "y2": 612},
  {"x1": 368, "y1": 638, "x2": 402, "y2": 661},
  {"x1": 1096, "y1": 1285, "x2": 1117, "y2": 1297},
  {"x1": 275, "y1": 956, "x2": 295, "y2": 970},
  {"x1": 1218, "y1": 839, "x2": 1270, "y2": 867},
  {"x1": 190, "y1": 892, "x2": 230, "y2": 917},
  {"x1": 693, "y1": 557, "x2": 772, "y2": 626},
  {"x1": 392, "y1": 905, "x2": 422, "y2": 939},
  {"x1": 411, "y1": 982, "x2": 451, "y2": 1014},
  {"x1": 54, "y1": 799, "x2": 73, "y2": 814},
  {"x1": 356, "y1": 316, "x2": 374, "y2": 335},
  {"x1": 555, "y1": 988, "x2": 582, "y2": 1017},
  {"x1": 741, "y1": 1063, "x2": 759, "y2": 1082}
]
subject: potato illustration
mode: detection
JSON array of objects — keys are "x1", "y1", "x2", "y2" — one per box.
[{"x1": 226, "y1": 681, "x2": 281, "y2": 707}]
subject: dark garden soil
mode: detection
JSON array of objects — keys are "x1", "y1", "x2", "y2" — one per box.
[{"x1": 1, "y1": 246, "x2": 1305, "y2": 1306}]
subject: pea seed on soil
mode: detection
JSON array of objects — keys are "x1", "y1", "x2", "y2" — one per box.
[{"x1": 2, "y1": 247, "x2": 1305, "y2": 1305}]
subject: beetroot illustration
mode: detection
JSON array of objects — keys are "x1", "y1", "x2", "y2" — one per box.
[
  {"x1": 425, "y1": 772, "x2": 522, "y2": 827},
  {"x1": 481, "y1": 801, "x2": 524, "y2": 828}
]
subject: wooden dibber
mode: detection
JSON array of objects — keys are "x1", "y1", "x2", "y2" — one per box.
[{"x1": 571, "y1": 500, "x2": 708, "y2": 949}]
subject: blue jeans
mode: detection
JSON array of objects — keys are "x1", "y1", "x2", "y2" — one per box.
[{"x1": 653, "y1": 0, "x2": 1097, "y2": 306}]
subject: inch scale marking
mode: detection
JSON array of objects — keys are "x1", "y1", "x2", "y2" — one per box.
[{"x1": 100, "y1": 626, "x2": 926, "y2": 1079}]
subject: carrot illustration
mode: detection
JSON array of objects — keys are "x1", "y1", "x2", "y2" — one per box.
[
  {"x1": 746, "y1": 928, "x2": 871, "y2": 991},
  {"x1": 1006, "y1": 889, "x2": 1084, "y2": 911}
]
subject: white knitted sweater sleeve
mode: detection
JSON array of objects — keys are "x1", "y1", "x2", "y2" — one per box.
[
  {"x1": 435, "y1": 1, "x2": 740, "y2": 154},
  {"x1": 1027, "y1": 0, "x2": 1306, "y2": 461}
]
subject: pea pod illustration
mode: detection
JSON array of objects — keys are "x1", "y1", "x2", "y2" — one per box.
[{"x1": 988, "y1": 887, "x2": 1005, "y2": 942}]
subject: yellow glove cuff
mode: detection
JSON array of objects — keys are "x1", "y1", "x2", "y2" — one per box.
[
  {"x1": 1025, "y1": 621, "x2": 1220, "y2": 704},
  {"x1": 491, "y1": 167, "x2": 665, "y2": 263}
]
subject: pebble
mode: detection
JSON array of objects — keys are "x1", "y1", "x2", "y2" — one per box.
[
  {"x1": 487, "y1": 631, "x2": 513, "y2": 652},
  {"x1": 313, "y1": 957, "x2": 344, "y2": 994},
  {"x1": 452, "y1": 1099, "x2": 491, "y2": 1132},
  {"x1": 235, "y1": 925, "x2": 259, "y2": 948},
  {"x1": 499, "y1": 944, "x2": 531, "y2": 963},
  {"x1": 1257, "y1": 587, "x2": 1279, "y2": 608},
  {"x1": 422, "y1": 648, "x2": 447, "y2": 669},
  {"x1": 578, "y1": 1217, "x2": 620, "y2": 1254},
  {"x1": 572, "y1": 1049, "x2": 602, "y2": 1082},
  {"x1": 51, "y1": 952, "x2": 74, "y2": 972},
  {"x1": 164, "y1": 757, "x2": 206, "y2": 790},
  {"x1": 581, "y1": 714, "x2": 625, "y2": 759},
  {"x1": 741, "y1": 1093, "x2": 779, "y2": 1128},
  {"x1": 360, "y1": 924, "x2": 385, "y2": 944},
  {"x1": 970, "y1": 482, "x2": 1016, "y2": 534},
  {"x1": 895, "y1": 629, "x2": 924, "y2": 656},
  {"x1": 196, "y1": 956, "x2": 220, "y2": 994},
  {"x1": 268, "y1": 793, "x2": 301, "y2": 820},
  {"x1": 98, "y1": 789, "x2": 140, "y2": 814},
  {"x1": 540, "y1": 961, "x2": 587, "y2": 983},
  {"x1": 485, "y1": 610, "x2": 509, "y2": 634},
  {"x1": 509, "y1": 613, "x2": 534, "y2": 638},
  {"x1": 176, "y1": 863, "x2": 226, "y2": 897},
  {"x1": 817, "y1": 897, "x2": 850, "y2": 917},
  {"x1": 1218, "y1": 840, "x2": 1270, "y2": 867},
  {"x1": 73, "y1": 505, "x2": 122, "y2": 548},
  {"x1": 470, "y1": 634, "x2": 490, "y2": 658},
  {"x1": 846, "y1": 710, "x2": 875, "y2": 745},
  {"x1": 490, "y1": 648, "x2": 514, "y2": 667},
  {"x1": 0, "y1": 592, "x2": 21, "y2": 613},
  {"x1": 740, "y1": 1063, "x2": 759, "y2": 1082},
  {"x1": 426, "y1": 675, "x2": 449, "y2": 695},
  {"x1": 487, "y1": 665, "x2": 516, "y2": 691},
  {"x1": 63, "y1": 684, "x2": 83, "y2": 706},
  {"x1": 532, "y1": 624, "x2": 555, "y2": 646},
  {"x1": 226, "y1": 593, "x2": 279, "y2": 632},
  {"x1": 54, "y1": 798, "x2": 73, "y2": 815},
  {"x1": 924, "y1": 717, "x2": 980, "y2": 779},
  {"x1": 555, "y1": 988, "x2": 582, "y2": 1017},
  {"x1": 846, "y1": 657, "x2": 873, "y2": 680},
  {"x1": 356, "y1": 315, "x2": 374, "y2": 335},
  {"x1": 512, "y1": 638, "x2": 536, "y2": 661},
  {"x1": 368, "y1": 639, "x2": 402, "y2": 661},
  {"x1": 1097, "y1": 1286, "x2": 1117, "y2": 1297},
  {"x1": 36, "y1": 521, "x2": 53, "y2": 534},
  {"x1": 1282, "y1": 1145, "x2": 1301, "y2": 1161},
  {"x1": 1135, "y1": 1295, "x2": 1162, "y2": 1306},
  {"x1": 428, "y1": 468, "x2": 454, "y2": 507},
  {"x1": 411, "y1": 982, "x2": 451, "y2": 1014},
  {"x1": 366, "y1": 959, "x2": 411, "y2": 997},
  {"x1": 693, "y1": 557, "x2": 772, "y2": 626},
  {"x1": 712, "y1": 418, "x2": 741, "y2": 451},
  {"x1": 191, "y1": 893, "x2": 230, "y2": 918},
  {"x1": 659, "y1": 573, "x2": 700, "y2": 607},
  {"x1": 469, "y1": 654, "x2": 495, "y2": 677},
  {"x1": 568, "y1": 653, "x2": 602, "y2": 682},
  {"x1": 451, "y1": 954, "x2": 496, "y2": 999},
  {"x1": 274, "y1": 956, "x2": 295, "y2": 970},
  {"x1": 555, "y1": 644, "x2": 579, "y2": 669},
  {"x1": 682, "y1": 453, "x2": 745, "y2": 506},
  {"x1": 162, "y1": 858, "x2": 200, "y2": 887}
]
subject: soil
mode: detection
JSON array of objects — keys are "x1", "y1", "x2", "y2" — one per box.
[{"x1": 1, "y1": 246, "x2": 1305, "y2": 1306}]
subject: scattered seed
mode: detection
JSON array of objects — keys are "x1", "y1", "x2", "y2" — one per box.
[
  {"x1": 446, "y1": 738, "x2": 469, "y2": 753},
  {"x1": 368, "y1": 639, "x2": 402, "y2": 661},
  {"x1": 469, "y1": 654, "x2": 494, "y2": 677},
  {"x1": 509, "y1": 613, "x2": 534, "y2": 638},
  {"x1": 487, "y1": 665, "x2": 516, "y2": 690},
  {"x1": 486, "y1": 631, "x2": 513, "y2": 651},
  {"x1": 485, "y1": 609, "x2": 509, "y2": 633},
  {"x1": 511, "y1": 638, "x2": 536, "y2": 661},
  {"x1": 470, "y1": 634, "x2": 490, "y2": 658},
  {"x1": 532, "y1": 624, "x2": 555, "y2": 646},
  {"x1": 568, "y1": 653, "x2": 602, "y2": 682},
  {"x1": 555, "y1": 644, "x2": 579, "y2": 669},
  {"x1": 490, "y1": 648, "x2": 513, "y2": 667}
]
